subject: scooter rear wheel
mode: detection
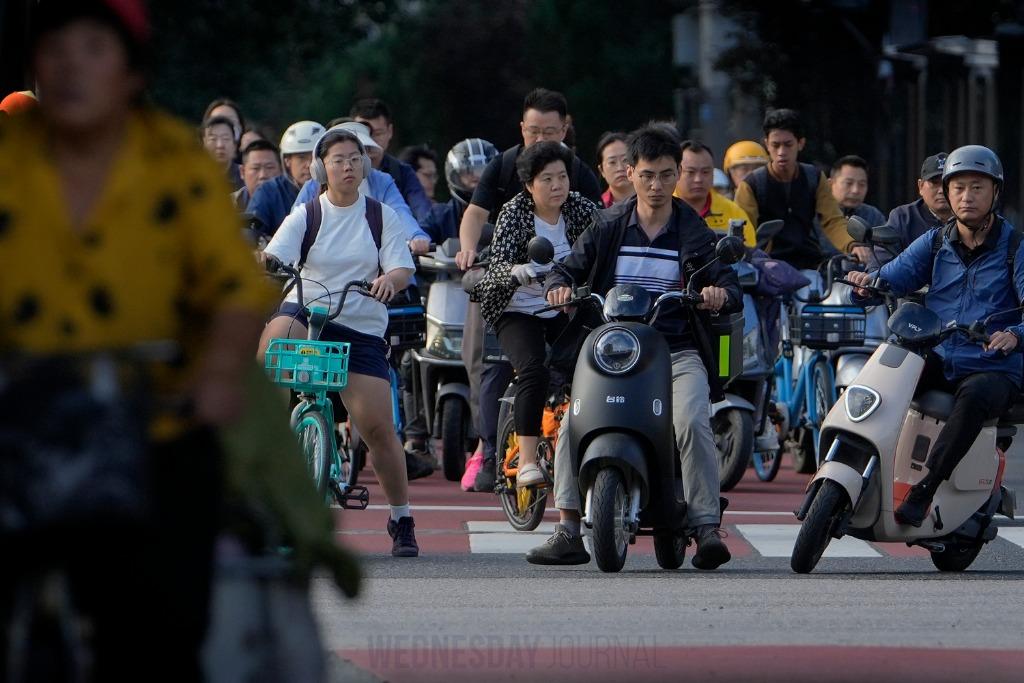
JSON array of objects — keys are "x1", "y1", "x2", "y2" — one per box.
[
  {"x1": 714, "y1": 409, "x2": 754, "y2": 492},
  {"x1": 591, "y1": 468, "x2": 630, "y2": 573},
  {"x1": 791, "y1": 479, "x2": 848, "y2": 574},
  {"x1": 440, "y1": 398, "x2": 468, "y2": 481},
  {"x1": 495, "y1": 410, "x2": 547, "y2": 531},
  {"x1": 930, "y1": 543, "x2": 983, "y2": 572}
]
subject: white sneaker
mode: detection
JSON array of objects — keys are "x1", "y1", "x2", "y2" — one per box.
[{"x1": 516, "y1": 462, "x2": 544, "y2": 488}]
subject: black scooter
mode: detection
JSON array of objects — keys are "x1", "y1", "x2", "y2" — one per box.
[{"x1": 539, "y1": 236, "x2": 746, "y2": 572}]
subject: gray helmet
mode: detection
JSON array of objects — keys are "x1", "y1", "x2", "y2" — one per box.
[
  {"x1": 446, "y1": 138, "x2": 498, "y2": 200},
  {"x1": 942, "y1": 145, "x2": 1003, "y2": 192}
]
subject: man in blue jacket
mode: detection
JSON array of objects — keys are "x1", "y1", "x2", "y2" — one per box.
[
  {"x1": 247, "y1": 120, "x2": 323, "y2": 235},
  {"x1": 848, "y1": 145, "x2": 1023, "y2": 526},
  {"x1": 874, "y1": 153, "x2": 953, "y2": 265}
]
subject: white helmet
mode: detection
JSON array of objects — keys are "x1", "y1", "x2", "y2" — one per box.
[{"x1": 279, "y1": 120, "x2": 324, "y2": 156}]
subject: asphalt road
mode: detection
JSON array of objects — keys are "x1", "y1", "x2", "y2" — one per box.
[{"x1": 317, "y1": 449, "x2": 1024, "y2": 683}]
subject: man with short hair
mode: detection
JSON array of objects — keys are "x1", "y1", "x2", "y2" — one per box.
[
  {"x1": 734, "y1": 108, "x2": 851, "y2": 269},
  {"x1": 455, "y1": 88, "x2": 603, "y2": 270},
  {"x1": 400, "y1": 145, "x2": 439, "y2": 202},
  {"x1": 351, "y1": 98, "x2": 433, "y2": 222},
  {"x1": 233, "y1": 139, "x2": 281, "y2": 211},
  {"x1": 873, "y1": 153, "x2": 953, "y2": 265},
  {"x1": 201, "y1": 114, "x2": 243, "y2": 190},
  {"x1": 529, "y1": 125, "x2": 741, "y2": 570},
  {"x1": 848, "y1": 145, "x2": 1022, "y2": 527},
  {"x1": 829, "y1": 155, "x2": 885, "y2": 228},
  {"x1": 674, "y1": 139, "x2": 755, "y2": 246}
]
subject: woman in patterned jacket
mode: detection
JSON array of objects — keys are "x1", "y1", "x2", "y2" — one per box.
[{"x1": 473, "y1": 141, "x2": 598, "y2": 488}]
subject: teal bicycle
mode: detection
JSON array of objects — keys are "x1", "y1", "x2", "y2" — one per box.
[{"x1": 264, "y1": 264, "x2": 371, "y2": 509}]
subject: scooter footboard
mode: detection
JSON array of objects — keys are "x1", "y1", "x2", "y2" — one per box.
[{"x1": 578, "y1": 432, "x2": 650, "y2": 508}]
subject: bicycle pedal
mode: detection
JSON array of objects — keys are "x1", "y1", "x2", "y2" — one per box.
[{"x1": 339, "y1": 485, "x2": 370, "y2": 510}]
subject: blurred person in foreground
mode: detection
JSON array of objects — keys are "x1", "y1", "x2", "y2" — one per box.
[{"x1": 0, "y1": 1, "x2": 271, "y2": 679}]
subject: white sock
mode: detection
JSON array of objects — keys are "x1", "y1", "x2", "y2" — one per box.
[{"x1": 390, "y1": 504, "x2": 411, "y2": 522}]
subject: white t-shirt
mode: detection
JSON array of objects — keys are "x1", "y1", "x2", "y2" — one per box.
[
  {"x1": 505, "y1": 215, "x2": 571, "y2": 318},
  {"x1": 265, "y1": 193, "x2": 414, "y2": 337}
]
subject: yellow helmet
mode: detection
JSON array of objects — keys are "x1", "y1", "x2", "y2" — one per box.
[{"x1": 723, "y1": 140, "x2": 769, "y2": 173}]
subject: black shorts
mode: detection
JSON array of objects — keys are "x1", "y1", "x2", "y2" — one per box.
[{"x1": 272, "y1": 302, "x2": 391, "y2": 382}]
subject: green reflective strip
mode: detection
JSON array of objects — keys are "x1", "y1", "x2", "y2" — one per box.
[{"x1": 719, "y1": 336, "x2": 730, "y2": 377}]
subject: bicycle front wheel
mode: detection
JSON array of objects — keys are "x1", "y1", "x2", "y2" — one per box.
[{"x1": 296, "y1": 409, "x2": 332, "y2": 495}]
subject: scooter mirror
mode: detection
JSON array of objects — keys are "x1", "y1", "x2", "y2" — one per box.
[
  {"x1": 440, "y1": 238, "x2": 461, "y2": 258},
  {"x1": 727, "y1": 218, "x2": 747, "y2": 240},
  {"x1": 755, "y1": 219, "x2": 785, "y2": 249},
  {"x1": 870, "y1": 226, "x2": 901, "y2": 245},
  {"x1": 715, "y1": 235, "x2": 746, "y2": 265},
  {"x1": 847, "y1": 215, "x2": 869, "y2": 243},
  {"x1": 527, "y1": 236, "x2": 555, "y2": 265}
]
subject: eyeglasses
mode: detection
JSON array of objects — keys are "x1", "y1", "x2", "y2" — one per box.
[
  {"x1": 524, "y1": 125, "x2": 565, "y2": 137},
  {"x1": 204, "y1": 133, "x2": 234, "y2": 146},
  {"x1": 637, "y1": 170, "x2": 679, "y2": 186},
  {"x1": 327, "y1": 155, "x2": 364, "y2": 169}
]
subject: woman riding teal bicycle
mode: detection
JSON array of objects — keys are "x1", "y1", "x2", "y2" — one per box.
[{"x1": 258, "y1": 127, "x2": 420, "y2": 557}]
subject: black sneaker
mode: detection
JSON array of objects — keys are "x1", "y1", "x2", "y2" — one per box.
[
  {"x1": 525, "y1": 524, "x2": 590, "y2": 565},
  {"x1": 691, "y1": 525, "x2": 731, "y2": 570},
  {"x1": 405, "y1": 450, "x2": 434, "y2": 481},
  {"x1": 472, "y1": 456, "x2": 497, "y2": 492},
  {"x1": 895, "y1": 484, "x2": 935, "y2": 527},
  {"x1": 387, "y1": 516, "x2": 419, "y2": 557}
]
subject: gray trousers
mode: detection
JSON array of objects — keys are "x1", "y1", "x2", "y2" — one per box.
[{"x1": 553, "y1": 350, "x2": 722, "y2": 528}]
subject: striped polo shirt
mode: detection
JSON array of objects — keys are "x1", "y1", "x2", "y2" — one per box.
[{"x1": 613, "y1": 210, "x2": 693, "y2": 350}]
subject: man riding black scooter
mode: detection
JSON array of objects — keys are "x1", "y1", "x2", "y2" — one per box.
[
  {"x1": 848, "y1": 145, "x2": 1024, "y2": 527},
  {"x1": 527, "y1": 124, "x2": 742, "y2": 569}
]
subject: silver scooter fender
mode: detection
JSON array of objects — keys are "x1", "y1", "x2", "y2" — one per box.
[{"x1": 711, "y1": 393, "x2": 757, "y2": 418}]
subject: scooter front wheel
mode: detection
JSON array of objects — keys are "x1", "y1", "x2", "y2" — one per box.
[
  {"x1": 591, "y1": 467, "x2": 630, "y2": 573},
  {"x1": 791, "y1": 479, "x2": 848, "y2": 574},
  {"x1": 752, "y1": 448, "x2": 782, "y2": 482},
  {"x1": 653, "y1": 531, "x2": 687, "y2": 570},
  {"x1": 714, "y1": 409, "x2": 754, "y2": 492}
]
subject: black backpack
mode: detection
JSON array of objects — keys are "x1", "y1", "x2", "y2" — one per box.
[
  {"x1": 297, "y1": 195, "x2": 384, "y2": 271},
  {"x1": 745, "y1": 162, "x2": 820, "y2": 207}
]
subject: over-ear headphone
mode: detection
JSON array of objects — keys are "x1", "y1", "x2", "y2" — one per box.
[{"x1": 310, "y1": 128, "x2": 372, "y2": 186}]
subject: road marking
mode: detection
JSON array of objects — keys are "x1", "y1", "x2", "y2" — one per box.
[
  {"x1": 469, "y1": 532, "x2": 550, "y2": 554},
  {"x1": 466, "y1": 521, "x2": 557, "y2": 533},
  {"x1": 735, "y1": 524, "x2": 881, "y2": 558},
  {"x1": 999, "y1": 527, "x2": 1024, "y2": 549},
  {"x1": 358, "y1": 504, "x2": 796, "y2": 516}
]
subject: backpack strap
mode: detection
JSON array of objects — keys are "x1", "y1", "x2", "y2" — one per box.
[
  {"x1": 365, "y1": 196, "x2": 384, "y2": 276},
  {"x1": 801, "y1": 162, "x2": 819, "y2": 196},
  {"x1": 297, "y1": 197, "x2": 323, "y2": 271},
  {"x1": 746, "y1": 166, "x2": 769, "y2": 205},
  {"x1": 492, "y1": 146, "x2": 521, "y2": 221}
]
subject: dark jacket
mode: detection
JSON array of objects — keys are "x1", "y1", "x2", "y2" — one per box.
[
  {"x1": 546, "y1": 196, "x2": 742, "y2": 400},
  {"x1": 380, "y1": 154, "x2": 433, "y2": 223},
  {"x1": 474, "y1": 191, "x2": 599, "y2": 325},
  {"x1": 876, "y1": 198, "x2": 946, "y2": 265},
  {"x1": 420, "y1": 196, "x2": 465, "y2": 245}
]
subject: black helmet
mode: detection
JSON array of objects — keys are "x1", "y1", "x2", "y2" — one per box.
[
  {"x1": 942, "y1": 145, "x2": 1003, "y2": 193},
  {"x1": 445, "y1": 138, "x2": 498, "y2": 200}
]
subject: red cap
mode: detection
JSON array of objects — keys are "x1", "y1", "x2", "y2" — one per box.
[
  {"x1": 0, "y1": 91, "x2": 38, "y2": 115},
  {"x1": 102, "y1": 0, "x2": 150, "y2": 45}
]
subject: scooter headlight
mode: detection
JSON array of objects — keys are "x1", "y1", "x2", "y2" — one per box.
[
  {"x1": 426, "y1": 320, "x2": 463, "y2": 360},
  {"x1": 844, "y1": 385, "x2": 880, "y2": 423},
  {"x1": 594, "y1": 328, "x2": 640, "y2": 374}
]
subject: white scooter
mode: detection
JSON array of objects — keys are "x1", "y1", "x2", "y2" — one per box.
[{"x1": 791, "y1": 290, "x2": 1022, "y2": 573}]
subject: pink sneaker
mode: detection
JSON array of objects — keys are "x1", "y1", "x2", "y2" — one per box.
[{"x1": 461, "y1": 450, "x2": 484, "y2": 491}]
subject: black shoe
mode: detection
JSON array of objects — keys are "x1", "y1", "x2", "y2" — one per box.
[
  {"x1": 895, "y1": 483, "x2": 936, "y2": 527},
  {"x1": 472, "y1": 456, "x2": 497, "y2": 492},
  {"x1": 525, "y1": 524, "x2": 590, "y2": 565},
  {"x1": 691, "y1": 525, "x2": 731, "y2": 570},
  {"x1": 405, "y1": 450, "x2": 434, "y2": 481},
  {"x1": 387, "y1": 516, "x2": 419, "y2": 557}
]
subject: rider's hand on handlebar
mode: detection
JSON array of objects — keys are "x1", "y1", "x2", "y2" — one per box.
[
  {"x1": 546, "y1": 285, "x2": 573, "y2": 310},
  {"x1": 409, "y1": 238, "x2": 431, "y2": 256},
  {"x1": 369, "y1": 273, "x2": 397, "y2": 303},
  {"x1": 985, "y1": 330, "x2": 1019, "y2": 354},
  {"x1": 851, "y1": 246, "x2": 875, "y2": 266},
  {"x1": 846, "y1": 270, "x2": 873, "y2": 297},
  {"x1": 261, "y1": 252, "x2": 283, "y2": 273},
  {"x1": 455, "y1": 248, "x2": 477, "y2": 271},
  {"x1": 698, "y1": 286, "x2": 727, "y2": 312}
]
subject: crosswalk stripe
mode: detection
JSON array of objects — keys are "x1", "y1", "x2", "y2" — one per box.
[
  {"x1": 735, "y1": 524, "x2": 881, "y2": 558},
  {"x1": 469, "y1": 532, "x2": 549, "y2": 554},
  {"x1": 998, "y1": 527, "x2": 1024, "y2": 549},
  {"x1": 466, "y1": 521, "x2": 557, "y2": 533}
]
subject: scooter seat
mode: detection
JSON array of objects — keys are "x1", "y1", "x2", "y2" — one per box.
[{"x1": 910, "y1": 390, "x2": 955, "y2": 422}]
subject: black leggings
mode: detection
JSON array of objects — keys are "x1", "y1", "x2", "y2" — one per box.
[
  {"x1": 495, "y1": 312, "x2": 571, "y2": 437},
  {"x1": 916, "y1": 354, "x2": 1017, "y2": 481}
]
